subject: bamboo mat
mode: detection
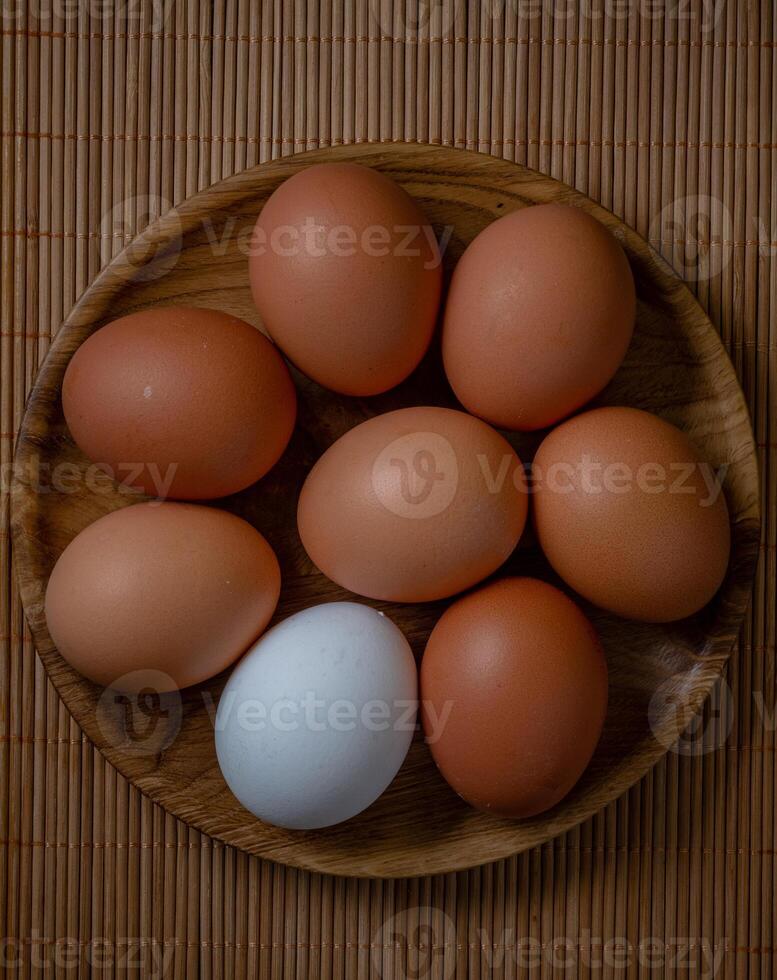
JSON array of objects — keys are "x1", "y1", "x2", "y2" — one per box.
[{"x1": 1, "y1": 1, "x2": 775, "y2": 977}]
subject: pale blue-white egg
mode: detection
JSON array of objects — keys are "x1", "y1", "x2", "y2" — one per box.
[{"x1": 214, "y1": 602, "x2": 418, "y2": 829}]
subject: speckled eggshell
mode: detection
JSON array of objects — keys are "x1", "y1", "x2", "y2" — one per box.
[
  {"x1": 63, "y1": 306, "x2": 297, "y2": 500},
  {"x1": 249, "y1": 162, "x2": 442, "y2": 395},
  {"x1": 420, "y1": 577, "x2": 608, "y2": 819},
  {"x1": 442, "y1": 203, "x2": 636, "y2": 431},
  {"x1": 44, "y1": 502, "x2": 281, "y2": 692},
  {"x1": 297, "y1": 406, "x2": 528, "y2": 602},
  {"x1": 532, "y1": 406, "x2": 732, "y2": 622}
]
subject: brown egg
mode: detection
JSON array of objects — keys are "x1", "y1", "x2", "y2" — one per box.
[
  {"x1": 297, "y1": 407, "x2": 528, "y2": 602},
  {"x1": 63, "y1": 306, "x2": 296, "y2": 500},
  {"x1": 249, "y1": 163, "x2": 442, "y2": 395},
  {"x1": 442, "y1": 203, "x2": 636, "y2": 431},
  {"x1": 533, "y1": 407, "x2": 731, "y2": 622},
  {"x1": 421, "y1": 577, "x2": 608, "y2": 818},
  {"x1": 44, "y1": 502, "x2": 280, "y2": 692}
]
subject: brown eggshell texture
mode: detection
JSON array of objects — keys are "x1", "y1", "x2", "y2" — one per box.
[
  {"x1": 63, "y1": 306, "x2": 297, "y2": 500},
  {"x1": 249, "y1": 162, "x2": 442, "y2": 396},
  {"x1": 297, "y1": 407, "x2": 528, "y2": 602},
  {"x1": 442, "y1": 203, "x2": 636, "y2": 431},
  {"x1": 44, "y1": 502, "x2": 281, "y2": 692},
  {"x1": 421, "y1": 577, "x2": 608, "y2": 819},
  {"x1": 533, "y1": 406, "x2": 732, "y2": 622}
]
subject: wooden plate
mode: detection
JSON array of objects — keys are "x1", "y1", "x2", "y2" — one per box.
[{"x1": 11, "y1": 145, "x2": 760, "y2": 878}]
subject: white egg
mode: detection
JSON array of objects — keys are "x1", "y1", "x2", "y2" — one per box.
[{"x1": 214, "y1": 601, "x2": 418, "y2": 830}]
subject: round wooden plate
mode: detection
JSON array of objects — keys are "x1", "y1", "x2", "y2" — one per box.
[{"x1": 11, "y1": 145, "x2": 760, "y2": 878}]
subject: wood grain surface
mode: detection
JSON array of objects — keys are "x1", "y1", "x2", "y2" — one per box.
[
  {"x1": 3, "y1": 1, "x2": 775, "y2": 976},
  {"x1": 11, "y1": 144, "x2": 759, "y2": 878}
]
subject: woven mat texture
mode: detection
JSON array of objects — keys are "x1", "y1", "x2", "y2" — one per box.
[{"x1": 1, "y1": 1, "x2": 776, "y2": 977}]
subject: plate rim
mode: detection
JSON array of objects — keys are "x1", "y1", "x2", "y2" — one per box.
[{"x1": 11, "y1": 143, "x2": 761, "y2": 878}]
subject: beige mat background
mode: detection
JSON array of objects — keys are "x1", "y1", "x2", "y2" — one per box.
[{"x1": 1, "y1": 0, "x2": 775, "y2": 977}]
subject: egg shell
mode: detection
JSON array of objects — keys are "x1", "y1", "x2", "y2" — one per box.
[
  {"x1": 532, "y1": 406, "x2": 731, "y2": 622},
  {"x1": 421, "y1": 577, "x2": 608, "y2": 818},
  {"x1": 442, "y1": 203, "x2": 636, "y2": 431},
  {"x1": 44, "y1": 502, "x2": 280, "y2": 692},
  {"x1": 249, "y1": 162, "x2": 442, "y2": 396},
  {"x1": 63, "y1": 306, "x2": 297, "y2": 500},
  {"x1": 214, "y1": 602, "x2": 418, "y2": 830},
  {"x1": 297, "y1": 406, "x2": 529, "y2": 602}
]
